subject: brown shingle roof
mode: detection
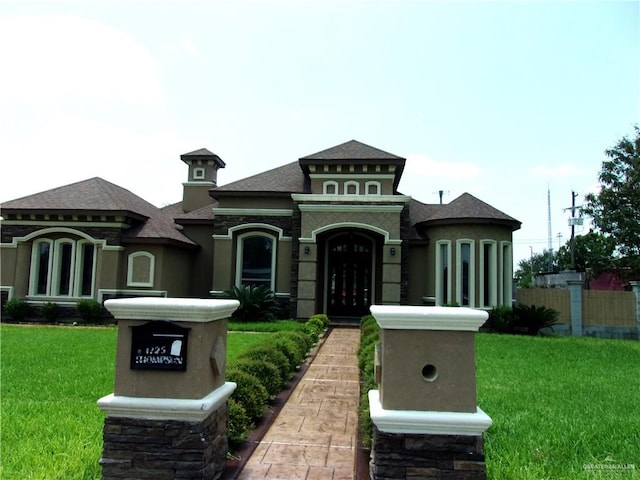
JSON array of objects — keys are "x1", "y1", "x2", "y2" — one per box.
[
  {"x1": 413, "y1": 193, "x2": 521, "y2": 230},
  {"x1": 180, "y1": 148, "x2": 226, "y2": 168},
  {"x1": 300, "y1": 140, "x2": 404, "y2": 160},
  {"x1": 212, "y1": 161, "x2": 307, "y2": 197},
  {"x1": 1, "y1": 177, "x2": 196, "y2": 246}
]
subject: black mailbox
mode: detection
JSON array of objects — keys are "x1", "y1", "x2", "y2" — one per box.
[{"x1": 130, "y1": 321, "x2": 190, "y2": 371}]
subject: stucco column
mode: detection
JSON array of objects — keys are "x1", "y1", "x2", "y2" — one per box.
[
  {"x1": 567, "y1": 280, "x2": 583, "y2": 337},
  {"x1": 97, "y1": 297, "x2": 238, "y2": 480},
  {"x1": 368, "y1": 305, "x2": 492, "y2": 480}
]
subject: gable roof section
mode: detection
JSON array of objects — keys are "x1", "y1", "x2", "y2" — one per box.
[
  {"x1": 211, "y1": 161, "x2": 307, "y2": 198},
  {"x1": 299, "y1": 140, "x2": 406, "y2": 192},
  {"x1": 300, "y1": 140, "x2": 405, "y2": 161},
  {"x1": 413, "y1": 192, "x2": 521, "y2": 231},
  {"x1": 1, "y1": 177, "x2": 196, "y2": 246}
]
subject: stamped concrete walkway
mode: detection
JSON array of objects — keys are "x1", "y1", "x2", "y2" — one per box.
[{"x1": 236, "y1": 328, "x2": 361, "y2": 480}]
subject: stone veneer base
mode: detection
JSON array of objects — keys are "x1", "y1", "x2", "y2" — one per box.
[
  {"x1": 369, "y1": 390, "x2": 492, "y2": 480},
  {"x1": 101, "y1": 403, "x2": 229, "y2": 480}
]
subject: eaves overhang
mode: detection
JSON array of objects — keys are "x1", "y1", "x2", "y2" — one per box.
[{"x1": 416, "y1": 217, "x2": 522, "y2": 232}]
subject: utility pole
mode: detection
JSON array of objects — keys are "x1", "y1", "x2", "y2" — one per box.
[
  {"x1": 570, "y1": 191, "x2": 577, "y2": 270},
  {"x1": 564, "y1": 191, "x2": 582, "y2": 271}
]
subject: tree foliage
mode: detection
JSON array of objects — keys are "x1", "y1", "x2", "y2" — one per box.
[
  {"x1": 555, "y1": 231, "x2": 616, "y2": 274},
  {"x1": 583, "y1": 125, "x2": 640, "y2": 262},
  {"x1": 514, "y1": 232, "x2": 617, "y2": 287},
  {"x1": 514, "y1": 249, "x2": 557, "y2": 288}
]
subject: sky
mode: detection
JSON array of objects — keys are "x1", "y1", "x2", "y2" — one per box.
[{"x1": 0, "y1": 0, "x2": 638, "y2": 267}]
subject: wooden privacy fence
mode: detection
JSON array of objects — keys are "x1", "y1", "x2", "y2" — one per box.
[{"x1": 517, "y1": 282, "x2": 640, "y2": 339}]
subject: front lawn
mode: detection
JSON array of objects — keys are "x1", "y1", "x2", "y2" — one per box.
[
  {"x1": 3, "y1": 324, "x2": 639, "y2": 479},
  {"x1": 477, "y1": 334, "x2": 640, "y2": 479},
  {"x1": 0, "y1": 324, "x2": 272, "y2": 480}
]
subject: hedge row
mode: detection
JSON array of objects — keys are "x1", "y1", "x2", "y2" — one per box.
[
  {"x1": 357, "y1": 315, "x2": 380, "y2": 448},
  {"x1": 2, "y1": 298, "x2": 105, "y2": 324},
  {"x1": 226, "y1": 314, "x2": 330, "y2": 445}
]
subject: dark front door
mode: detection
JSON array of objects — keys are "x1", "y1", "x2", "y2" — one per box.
[{"x1": 326, "y1": 232, "x2": 374, "y2": 318}]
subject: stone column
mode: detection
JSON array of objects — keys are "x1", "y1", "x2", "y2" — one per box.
[
  {"x1": 567, "y1": 280, "x2": 584, "y2": 337},
  {"x1": 630, "y1": 281, "x2": 640, "y2": 338},
  {"x1": 97, "y1": 297, "x2": 238, "y2": 480},
  {"x1": 369, "y1": 305, "x2": 492, "y2": 480}
]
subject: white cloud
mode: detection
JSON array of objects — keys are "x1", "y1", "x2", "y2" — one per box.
[{"x1": 0, "y1": 13, "x2": 164, "y2": 108}]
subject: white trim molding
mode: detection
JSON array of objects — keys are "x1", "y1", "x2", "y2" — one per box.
[
  {"x1": 298, "y1": 204, "x2": 403, "y2": 214},
  {"x1": 213, "y1": 208, "x2": 293, "y2": 217},
  {"x1": 368, "y1": 390, "x2": 492, "y2": 435},
  {"x1": 369, "y1": 305, "x2": 488, "y2": 331},
  {"x1": 127, "y1": 251, "x2": 155, "y2": 288},
  {"x1": 292, "y1": 194, "x2": 411, "y2": 204},
  {"x1": 104, "y1": 297, "x2": 239, "y2": 323},
  {"x1": 97, "y1": 382, "x2": 237, "y2": 422}
]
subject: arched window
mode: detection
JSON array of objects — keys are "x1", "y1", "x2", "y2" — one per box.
[
  {"x1": 323, "y1": 181, "x2": 339, "y2": 195},
  {"x1": 30, "y1": 237, "x2": 96, "y2": 297},
  {"x1": 345, "y1": 181, "x2": 359, "y2": 195},
  {"x1": 127, "y1": 251, "x2": 155, "y2": 287},
  {"x1": 236, "y1": 233, "x2": 276, "y2": 289},
  {"x1": 365, "y1": 181, "x2": 380, "y2": 195},
  {"x1": 456, "y1": 240, "x2": 475, "y2": 307},
  {"x1": 480, "y1": 240, "x2": 497, "y2": 308},
  {"x1": 435, "y1": 240, "x2": 451, "y2": 305}
]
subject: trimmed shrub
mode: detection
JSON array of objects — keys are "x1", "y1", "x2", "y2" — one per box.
[
  {"x1": 238, "y1": 345, "x2": 291, "y2": 383},
  {"x1": 310, "y1": 313, "x2": 330, "y2": 328},
  {"x1": 358, "y1": 314, "x2": 380, "y2": 448},
  {"x1": 303, "y1": 322, "x2": 321, "y2": 343},
  {"x1": 3, "y1": 298, "x2": 29, "y2": 321},
  {"x1": 76, "y1": 299, "x2": 103, "y2": 324},
  {"x1": 484, "y1": 305, "x2": 516, "y2": 333},
  {"x1": 306, "y1": 317, "x2": 325, "y2": 333},
  {"x1": 223, "y1": 285, "x2": 278, "y2": 322},
  {"x1": 226, "y1": 368, "x2": 268, "y2": 422},
  {"x1": 268, "y1": 335, "x2": 305, "y2": 370},
  {"x1": 41, "y1": 302, "x2": 60, "y2": 322},
  {"x1": 280, "y1": 330, "x2": 313, "y2": 355},
  {"x1": 233, "y1": 358, "x2": 283, "y2": 397},
  {"x1": 227, "y1": 398, "x2": 250, "y2": 446}
]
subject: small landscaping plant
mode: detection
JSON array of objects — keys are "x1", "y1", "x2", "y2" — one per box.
[
  {"x1": 232, "y1": 358, "x2": 283, "y2": 397},
  {"x1": 484, "y1": 305, "x2": 516, "y2": 333},
  {"x1": 224, "y1": 285, "x2": 278, "y2": 322},
  {"x1": 512, "y1": 303, "x2": 559, "y2": 335},
  {"x1": 227, "y1": 398, "x2": 250, "y2": 446},
  {"x1": 76, "y1": 299, "x2": 103, "y2": 324},
  {"x1": 226, "y1": 368, "x2": 268, "y2": 422},
  {"x1": 41, "y1": 302, "x2": 60, "y2": 322},
  {"x1": 3, "y1": 298, "x2": 29, "y2": 322}
]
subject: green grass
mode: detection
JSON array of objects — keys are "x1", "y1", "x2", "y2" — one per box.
[
  {"x1": 1, "y1": 325, "x2": 117, "y2": 480},
  {"x1": 228, "y1": 319, "x2": 306, "y2": 332},
  {"x1": 476, "y1": 334, "x2": 640, "y2": 480},
  {"x1": 3, "y1": 324, "x2": 639, "y2": 479},
  {"x1": 0, "y1": 324, "x2": 276, "y2": 480}
]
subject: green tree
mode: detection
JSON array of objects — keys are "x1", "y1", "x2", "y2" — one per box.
[
  {"x1": 583, "y1": 126, "x2": 640, "y2": 265},
  {"x1": 514, "y1": 249, "x2": 557, "y2": 288},
  {"x1": 555, "y1": 231, "x2": 616, "y2": 274}
]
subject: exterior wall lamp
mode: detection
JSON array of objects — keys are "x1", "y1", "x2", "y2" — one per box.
[
  {"x1": 390, "y1": 247, "x2": 396, "y2": 256},
  {"x1": 304, "y1": 246, "x2": 310, "y2": 254}
]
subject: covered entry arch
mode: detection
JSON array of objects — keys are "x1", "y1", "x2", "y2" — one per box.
[{"x1": 314, "y1": 224, "x2": 386, "y2": 319}]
